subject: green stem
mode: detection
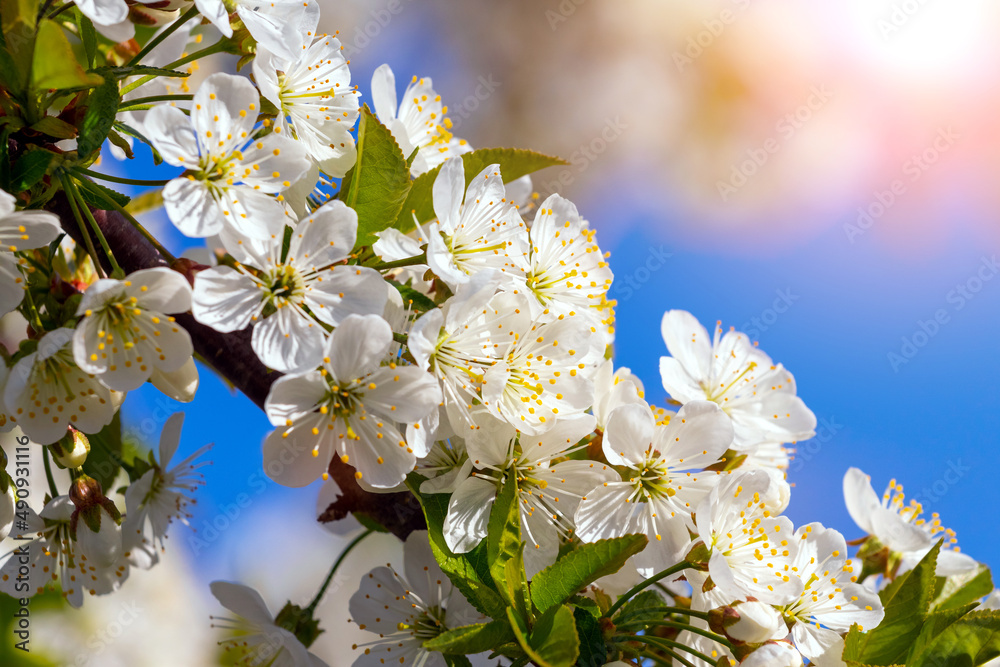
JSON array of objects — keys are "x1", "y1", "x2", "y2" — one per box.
[
  {"x1": 73, "y1": 176, "x2": 177, "y2": 263},
  {"x1": 369, "y1": 253, "x2": 427, "y2": 272},
  {"x1": 621, "y1": 635, "x2": 713, "y2": 666},
  {"x1": 618, "y1": 620, "x2": 733, "y2": 651},
  {"x1": 304, "y1": 529, "x2": 374, "y2": 614},
  {"x1": 603, "y1": 562, "x2": 695, "y2": 619},
  {"x1": 65, "y1": 178, "x2": 122, "y2": 276},
  {"x1": 619, "y1": 606, "x2": 711, "y2": 623},
  {"x1": 127, "y1": 5, "x2": 199, "y2": 67},
  {"x1": 59, "y1": 173, "x2": 105, "y2": 278},
  {"x1": 118, "y1": 93, "x2": 193, "y2": 108},
  {"x1": 42, "y1": 447, "x2": 58, "y2": 498},
  {"x1": 121, "y1": 42, "x2": 230, "y2": 97},
  {"x1": 20, "y1": 283, "x2": 45, "y2": 333},
  {"x1": 45, "y1": 2, "x2": 72, "y2": 19},
  {"x1": 75, "y1": 168, "x2": 171, "y2": 187}
]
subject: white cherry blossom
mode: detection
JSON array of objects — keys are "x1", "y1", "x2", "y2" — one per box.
[
  {"x1": 408, "y1": 271, "x2": 505, "y2": 434},
  {"x1": 147, "y1": 73, "x2": 311, "y2": 240},
  {"x1": 253, "y1": 33, "x2": 360, "y2": 177},
  {"x1": 844, "y1": 467, "x2": 977, "y2": 577},
  {"x1": 370, "y1": 65, "x2": 472, "y2": 176},
  {"x1": 73, "y1": 267, "x2": 193, "y2": 392},
  {"x1": 781, "y1": 522, "x2": 884, "y2": 665},
  {"x1": 659, "y1": 310, "x2": 816, "y2": 449},
  {"x1": 194, "y1": 0, "x2": 320, "y2": 62},
  {"x1": 523, "y1": 193, "x2": 614, "y2": 323},
  {"x1": 415, "y1": 436, "x2": 473, "y2": 495},
  {"x1": 0, "y1": 189, "x2": 62, "y2": 316},
  {"x1": 262, "y1": 314, "x2": 441, "y2": 489},
  {"x1": 425, "y1": 158, "x2": 527, "y2": 290},
  {"x1": 193, "y1": 200, "x2": 387, "y2": 373},
  {"x1": 349, "y1": 530, "x2": 480, "y2": 667},
  {"x1": 695, "y1": 470, "x2": 803, "y2": 606},
  {"x1": 210, "y1": 580, "x2": 328, "y2": 666},
  {"x1": 480, "y1": 293, "x2": 603, "y2": 435},
  {"x1": 0, "y1": 496, "x2": 128, "y2": 608},
  {"x1": 574, "y1": 401, "x2": 734, "y2": 576},
  {"x1": 123, "y1": 412, "x2": 211, "y2": 568},
  {"x1": 592, "y1": 359, "x2": 647, "y2": 429},
  {"x1": 742, "y1": 641, "x2": 804, "y2": 667},
  {"x1": 444, "y1": 412, "x2": 615, "y2": 577},
  {"x1": 5, "y1": 328, "x2": 122, "y2": 445}
]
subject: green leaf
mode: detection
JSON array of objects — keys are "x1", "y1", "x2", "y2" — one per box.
[
  {"x1": 508, "y1": 605, "x2": 580, "y2": 667},
  {"x1": 78, "y1": 76, "x2": 120, "y2": 160},
  {"x1": 907, "y1": 610, "x2": 1000, "y2": 667},
  {"x1": 30, "y1": 115, "x2": 77, "y2": 139},
  {"x1": 568, "y1": 595, "x2": 601, "y2": 618},
  {"x1": 80, "y1": 15, "x2": 97, "y2": 68},
  {"x1": 393, "y1": 147, "x2": 566, "y2": 232},
  {"x1": 0, "y1": 0, "x2": 36, "y2": 94},
  {"x1": 0, "y1": 0, "x2": 36, "y2": 35},
  {"x1": 423, "y1": 620, "x2": 515, "y2": 655},
  {"x1": 107, "y1": 129, "x2": 134, "y2": 160},
  {"x1": 124, "y1": 187, "x2": 163, "y2": 215},
  {"x1": 32, "y1": 19, "x2": 104, "y2": 92},
  {"x1": 77, "y1": 179, "x2": 130, "y2": 209},
  {"x1": 573, "y1": 606, "x2": 606, "y2": 667},
  {"x1": 405, "y1": 474, "x2": 506, "y2": 619},
  {"x1": 843, "y1": 541, "x2": 941, "y2": 666},
  {"x1": 488, "y1": 471, "x2": 530, "y2": 623},
  {"x1": 0, "y1": 41, "x2": 20, "y2": 93},
  {"x1": 338, "y1": 106, "x2": 411, "y2": 248},
  {"x1": 932, "y1": 565, "x2": 993, "y2": 612},
  {"x1": 530, "y1": 534, "x2": 648, "y2": 613},
  {"x1": 82, "y1": 411, "x2": 123, "y2": 491},
  {"x1": 906, "y1": 602, "x2": 978, "y2": 662},
  {"x1": 10, "y1": 147, "x2": 56, "y2": 192}
]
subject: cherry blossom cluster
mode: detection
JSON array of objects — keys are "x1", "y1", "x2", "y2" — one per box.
[{"x1": 0, "y1": 1, "x2": 995, "y2": 665}]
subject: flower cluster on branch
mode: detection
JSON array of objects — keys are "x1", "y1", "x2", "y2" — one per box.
[{"x1": 0, "y1": 1, "x2": 996, "y2": 666}]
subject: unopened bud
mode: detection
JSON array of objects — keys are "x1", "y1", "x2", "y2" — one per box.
[
  {"x1": 69, "y1": 474, "x2": 104, "y2": 508},
  {"x1": 51, "y1": 429, "x2": 90, "y2": 468}
]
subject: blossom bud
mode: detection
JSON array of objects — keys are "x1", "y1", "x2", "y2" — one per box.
[
  {"x1": 50, "y1": 428, "x2": 91, "y2": 468},
  {"x1": 709, "y1": 599, "x2": 787, "y2": 644},
  {"x1": 69, "y1": 474, "x2": 104, "y2": 507},
  {"x1": 740, "y1": 640, "x2": 803, "y2": 667},
  {"x1": 69, "y1": 475, "x2": 123, "y2": 569}
]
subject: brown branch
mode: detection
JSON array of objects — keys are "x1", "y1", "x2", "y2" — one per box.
[{"x1": 48, "y1": 191, "x2": 425, "y2": 540}]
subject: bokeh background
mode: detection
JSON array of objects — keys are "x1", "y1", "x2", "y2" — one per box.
[{"x1": 3, "y1": 0, "x2": 1000, "y2": 663}]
